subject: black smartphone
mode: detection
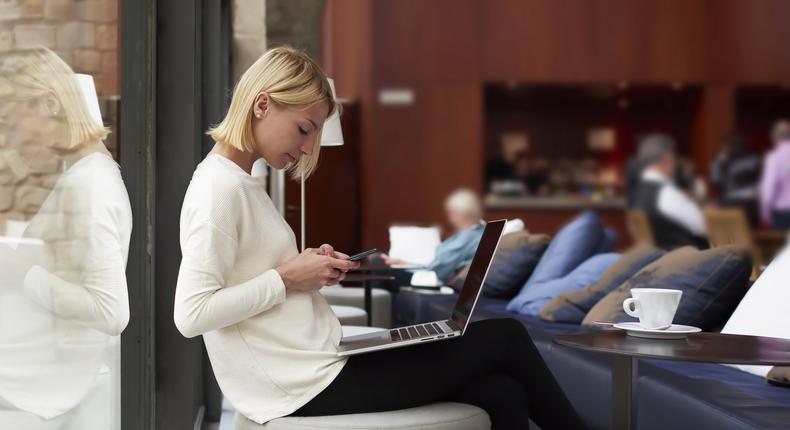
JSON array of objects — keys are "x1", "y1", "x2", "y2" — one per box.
[{"x1": 346, "y1": 248, "x2": 379, "y2": 261}]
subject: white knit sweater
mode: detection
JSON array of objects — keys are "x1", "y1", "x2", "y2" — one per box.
[
  {"x1": 174, "y1": 154, "x2": 346, "y2": 424},
  {"x1": 0, "y1": 152, "x2": 132, "y2": 419}
]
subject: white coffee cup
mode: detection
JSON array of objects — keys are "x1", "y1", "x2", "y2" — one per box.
[{"x1": 622, "y1": 288, "x2": 682, "y2": 330}]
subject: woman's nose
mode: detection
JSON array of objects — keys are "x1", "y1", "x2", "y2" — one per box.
[{"x1": 300, "y1": 140, "x2": 314, "y2": 156}]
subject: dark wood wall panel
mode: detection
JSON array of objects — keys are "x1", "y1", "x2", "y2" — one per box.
[
  {"x1": 361, "y1": 101, "x2": 430, "y2": 248},
  {"x1": 321, "y1": 0, "x2": 372, "y2": 99},
  {"x1": 323, "y1": 0, "x2": 790, "y2": 251},
  {"x1": 373, "y1": 0, "x2": 481, "y2": 84},
  {"x1": 708, "y1": 0, "x2": 790, "y2": 83},
  {"x1": 421, "y1": 84, "x2": 484, "y2": 234},
  {"x1": 691, "y1": 84, "x2": 735, "y2": 177},
  {"x1": 482, "y1": 0, "x2": 710, "y2": 82}
]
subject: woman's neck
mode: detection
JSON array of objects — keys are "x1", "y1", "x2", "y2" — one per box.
[
  {"x1": 60, "y1": 141, "x2": 112, "y2": 170},
  {"x1": 210, "y1": 141, "x2": 257, "y2": 174}
]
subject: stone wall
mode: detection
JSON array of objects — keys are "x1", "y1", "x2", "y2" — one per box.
[
  {"x1": 0, "y1": 0, "x2": 119, "y2": 234},
  {"x1": 0, "y1": 0, "x2": 118, "y2": 94},
  {"x1": 266, "y1": 0, "x2": 323, "y2": 61}
]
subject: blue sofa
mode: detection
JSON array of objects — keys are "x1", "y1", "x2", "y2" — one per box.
[{"x1": 393, "y1": 291, "x2": 790, "y2": 430}]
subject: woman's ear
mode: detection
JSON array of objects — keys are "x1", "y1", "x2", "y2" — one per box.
[
  {"x1": 45, "y1": 91, "x2": 62, "y2": 117},
  {"x1": 253, "y1": 92, "x2": 269, "y2": 119}
]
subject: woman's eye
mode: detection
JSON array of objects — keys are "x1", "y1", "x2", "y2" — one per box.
[{"x1": 298, "y1": 126, "x2": 308, "y2": 136}]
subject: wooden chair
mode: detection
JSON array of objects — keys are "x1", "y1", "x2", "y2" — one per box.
[
  {"x1": 703, "y1": 207, "x2": 763, "y2": 280},
  {"x1": 625, "y1": 209, "x2": 655, "y2": 247}
]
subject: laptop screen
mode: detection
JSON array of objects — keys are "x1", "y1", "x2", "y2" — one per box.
[{"x1": 450, "y1": 219, "x2": 506, "y2": 333}]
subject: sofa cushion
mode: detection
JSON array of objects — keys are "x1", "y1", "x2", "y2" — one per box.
[
  {"x1": 507, "y1": 211, "x2": 605, "y2": 312},
  {"x1": 594, "y1": 227, "x2": 618, "y2": 254},
  {"x1": 507, "y1": 253, "x2": 620, "y2": 316},
  {"x1": 722, "y1": 247, "x2": 790, "y2": 378},
  {"x1": 540, "y1": 246, "x2": 665, "y2": 323},
  {"x1": 482, "y1": 235, "x2": 550, "y2": 299},
  {"x1": 449, "y1": 232, "x2": 550, "y2": 295},
  {"x1": 582, "y1": 245, "x2": 752, "y2": 330}
]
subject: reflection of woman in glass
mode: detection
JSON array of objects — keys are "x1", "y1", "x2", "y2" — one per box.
[{"x1": 0, "y1": 47, "x2": 131, "y2": 428}]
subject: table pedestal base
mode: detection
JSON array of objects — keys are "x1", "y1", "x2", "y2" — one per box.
[{"x1": 612, "y1": 356, "x2": 638, "y2": 430}]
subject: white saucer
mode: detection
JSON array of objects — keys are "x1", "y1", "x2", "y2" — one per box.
[{"x1": 613, "y1": 322, "x2": 701, "y2": 339}]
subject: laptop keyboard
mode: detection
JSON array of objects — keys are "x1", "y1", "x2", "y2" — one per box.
[{"x1": 390, "y1": 322, "x2": 450, "y2": 341}]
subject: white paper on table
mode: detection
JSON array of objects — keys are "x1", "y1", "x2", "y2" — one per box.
[
  {"x1": 502, "y1": 218, "x2": 524, "y2": 235},
  {"x1": 410, "y1": 270, "x2": 439, "y2": 287},
  {"x1": 388, "y1": 225, "x2": 440, "y2": 266}
]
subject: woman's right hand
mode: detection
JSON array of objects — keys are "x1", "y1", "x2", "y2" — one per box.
[{"x1": 276, "y1": 248, "x2": 359, "y2": 293}]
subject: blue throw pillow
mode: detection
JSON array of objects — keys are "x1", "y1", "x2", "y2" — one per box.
[
  {"x1": 594, "y1": 228, "x2": 618, "y2": 254},
  {"x1": 509, "y1": 253, "x2": 620, "y2": 316},
  {"x1": 506, "y1": 210, "x2": 605, "y2": 312},
  {"x1": 483, "y1": 242, "x2": 549, "y2": 299},
  {"x1": 540, "y1": 246, "x2": 665, "y2": 323}
]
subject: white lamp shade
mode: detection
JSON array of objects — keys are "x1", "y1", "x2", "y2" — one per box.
[
  {"x1": 74, "y1": 74, "x2": 103, "y2": 129},
  {"x1": 320, "y1": 78, "x2": 344, "y2": 147}
]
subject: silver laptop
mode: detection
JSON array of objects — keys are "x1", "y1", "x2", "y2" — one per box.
[{"x1": 337, "y1": 219, "x2": 507, "y2": 356}]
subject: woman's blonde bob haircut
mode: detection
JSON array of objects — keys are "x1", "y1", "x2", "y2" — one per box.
[
  {"x1": 0, "y1": 47, "x2": 110, "y2": 149},
  {"x1": 207, "y1": 46, "x2": 338, "y2": 179}
]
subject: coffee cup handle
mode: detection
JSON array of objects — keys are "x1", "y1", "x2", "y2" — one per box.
[{"x1": 623, "y1": 298, "x2": 641, "y2": 318}]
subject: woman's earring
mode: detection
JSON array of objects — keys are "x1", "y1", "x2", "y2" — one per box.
[{"x1": 255, "y1": 113, "x2": 261, "y2": 118}]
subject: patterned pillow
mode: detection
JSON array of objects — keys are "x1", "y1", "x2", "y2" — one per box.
[
  {"x1": 482, "y1": 238, "x2": 550, "y2": 299},
  {"x1": 582, "y1": 245, "x2": 752, "y2": 331},
  {"x1": 448, "y1": 232, "x2": 550, "y2": 296},
  {"x1": 540, "y1": 246, "x2": 664, "y2": 323}
]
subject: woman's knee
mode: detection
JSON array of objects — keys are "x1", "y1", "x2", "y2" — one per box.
[{"x1": 472, "y1": 318, "x2": 527, "y2": 337}]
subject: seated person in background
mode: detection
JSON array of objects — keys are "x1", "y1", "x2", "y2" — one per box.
[
  {"x1": 382, "y1": 189, "x2": 485, "y2": 283},
  {"x1": 629, "y1": 133, "x2": 708, "y2": 250},
  {"x1": 760, "y1": 119, "x2": 790, "y2": 230},
  {"x1": 711, "y1": 132, "x2": 761, "y2": 226}
]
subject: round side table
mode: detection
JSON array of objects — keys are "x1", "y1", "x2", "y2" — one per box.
[{"x1": 554, "y1": 329, "x2": 790, "y2": 430}]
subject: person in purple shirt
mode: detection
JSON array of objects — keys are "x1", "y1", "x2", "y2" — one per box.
[{"x1": 759, "y1": 119, "x2": 790, "y2": 229}]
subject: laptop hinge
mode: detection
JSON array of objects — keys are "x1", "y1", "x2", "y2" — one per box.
[{"x1": 446, "y1": 319, "x2": 462, "y2": 332}]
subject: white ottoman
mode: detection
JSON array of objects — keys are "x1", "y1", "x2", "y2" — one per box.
[
  {"x1": 322, "y1": 286, "x2": 392, "y2": 328},
  {"x1": 234, "y1": 402, "x2": 491, "y2": 430},
  {"x1": 330, "y1": 305, "x2": 368, "y2": 326},
  {"x1": 230, "y1": 326, "x2": 490, "y2": 430}
]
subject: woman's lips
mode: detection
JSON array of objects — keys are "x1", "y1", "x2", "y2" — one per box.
[{"x1": 286, "y1": 154, "x2": 296, "y2": 163}]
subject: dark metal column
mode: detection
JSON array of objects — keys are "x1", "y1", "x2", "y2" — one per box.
[{"x1": 120, "y1": 0, "x2": 157, "y2": 428}]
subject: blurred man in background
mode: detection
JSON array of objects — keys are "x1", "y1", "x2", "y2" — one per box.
[
  {"x1": 759, "y1": 119, "x2": 790, "y2": 229},
  {"x1": 711, "y1": 132, "x2": 761, "y2": 226},
  {"x1": 629, "y1": 133, "x2": 708, "y2": 250},
  {"x1": 382, "y1": 189, "x2": 484, "y2": 283}
]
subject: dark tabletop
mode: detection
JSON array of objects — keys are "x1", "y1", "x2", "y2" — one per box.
[
  {"x1": 341, "y1": 274, "x2": 396, "y2": 282},
  {"x1": 353, "y1": 264, "x2": 414, "y2": 271},
  {"x1": 554, "y1": 329, "x2": 790, "y2": 366}
]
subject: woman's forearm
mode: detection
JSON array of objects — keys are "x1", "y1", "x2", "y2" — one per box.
[{"x1": 173, "y1": 266, "x2": 286, "y2": 338}]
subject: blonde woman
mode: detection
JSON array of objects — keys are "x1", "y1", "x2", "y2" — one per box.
[
  {"x1": 174, "y1": 46, "x2": 589, "y2": 430},
  {"x1": 0, "y1": 47, "x2": 131, "y2": 427}
]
